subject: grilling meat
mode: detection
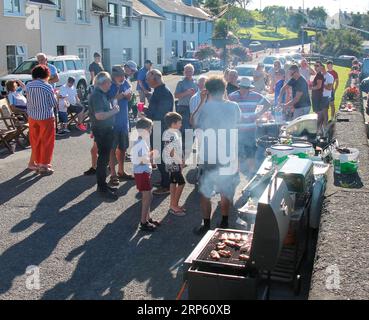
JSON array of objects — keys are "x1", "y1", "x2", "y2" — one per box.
[
  {"x1": 216, "y1": 242, "x2": 227, "y2": 250},
  {"x1": 224, "y1": 240, "x2": 236, "y2": 248},
  {"x1": 239, "y1": 254, "x2": 250, "y2": 261},
  {"x1": 240, "y1": 244, "x2": 251, "y2": 253},
  {"x1": 218, "y1": 250, "x2": 232, "y2": 258},
  {"x1": 228, "y1": 233, "x2": 236, "y2": 241},
  {"x1": 210, "y1": 250, "x2": 221, "y2": 261},
  {"x1": 219, "y1": 233, "x2": 228, "y2": 241},
  {"x1": 233, "y1": 241, "x2": 246, "y2": 249},
  {"x1": 234, "y1": 234, "x2": 242, "y2": 242}
]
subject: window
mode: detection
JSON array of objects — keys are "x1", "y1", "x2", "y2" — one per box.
[
  {"x1": 55, "y1": 0, "x2": 65, "y2": 19},
  {"x1": 190, "y1": 18, "x2": 195, "y2": 33},
  {"x1": 49, "y1": 61, "x2": 64, "y2": 72},
  {"x1": 144, "y1": 19, "x2": 148, "y2": 36},
  {"x1": 205, "y1": 21, "x2": 208, "y2": 33},
  {"x1": 190, "y1": 41, "x2": 195, "y2": 51},
  {"x1": 77, "y1": 46, "x2": 89, "y2": 71},
  {"x1": 144, "y1": 48, "x2": 148, "y2": 62},
  {"x1": 157, "y1": 48, "x2": 162, "y2": 65},
  {"x1": 183, "y1": 41, "x2": 187, "y2": 56},
  {"x1": 198, "y1": 21, "x2": 201, "y2": 33},
  {"x1": 77, "y1": 0, "x2": 89, "y2": 22},
  {"x1": 159, "y1": 21, "x2": 163, "y2": 37},
  {"x1": 108, "y1": 3, "x2": 118, "y2": 25},
  {"x1": 122, "y1": 5, "x2": 131, "y2": 27},
  {"x1": 4, "y1": 0, "x2": 21, "y2": 16},
  {"x1": 74, "y1": 59, "x2": 83, "y2": 70},
  {"x1": 182, "y1": 15, "x2": 186, "y2": 33},
  {"x1": 172, "y1": 14, "x2": 177, "y2": 32},
  {"x1": 56, "y1": 46, "x2": 65, "y2": 56},
  {"x1": 6, "y1": 45, "x2": 26, "y2": 72},
  {"x1": 171, "y1": 40, "x2": 178, "y2": 58},
  {"x1": 65, "y1": 60, "x2": 76, "y2": 71},
  {"x1": 122, "y1": 48, "x2": 132, "y2": 63}
]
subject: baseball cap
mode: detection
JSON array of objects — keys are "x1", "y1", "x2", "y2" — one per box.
[{"x1": 124, "y1": 60, "x2": 138, "y2": 72}]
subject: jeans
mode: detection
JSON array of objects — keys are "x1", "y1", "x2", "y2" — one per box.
[{"x1": 93, "y1": 126, "x2": 114, "y2": 190}]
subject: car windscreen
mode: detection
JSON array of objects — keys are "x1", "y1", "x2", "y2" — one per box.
[
  {"x1": 12, "y1": 61, "x2": 38, "y2": 74},
  {"x1": 236, "y1": 67, "x2": 255, "y2": 77},
  {"x1": 184, "y1": 52, "x2": 195, "y2": 59},
  {"x1": 263, "y1": 57, "x2": 276, "y2": 65}
]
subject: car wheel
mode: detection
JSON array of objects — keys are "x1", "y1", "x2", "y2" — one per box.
[{"x1": 77, "y1": 81, "x2": 87, "y2": 100}]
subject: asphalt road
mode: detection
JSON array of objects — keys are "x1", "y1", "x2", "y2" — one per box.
[{"x1": 0, "y1": 44, "x2": 305, "y2": 300}]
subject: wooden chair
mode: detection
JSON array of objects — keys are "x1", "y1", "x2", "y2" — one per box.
[
  {"x1": 0, "y1": 127, "x2": 18, "y2": 153},
  {"x1": 0, "y1": 98, "x2": 29, "y2": 147}
]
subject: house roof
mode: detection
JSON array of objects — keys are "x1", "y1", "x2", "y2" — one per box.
[
  {"x1": 150, "y1": 0, "x2": 211, "y2": 20},
  {"x1": 132, "y1": 0, "x2": 162, "y2": 19}
]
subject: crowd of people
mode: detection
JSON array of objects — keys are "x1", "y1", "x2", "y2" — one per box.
[{"x1": 4, "y1": 51, "x2": 341, "y2": 234}]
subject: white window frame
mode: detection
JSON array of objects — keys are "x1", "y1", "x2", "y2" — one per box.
[
  {"x1": 55, "y1": 0, "x2": 65, "y2": 20},
  {"x1": 77, "y1": 0, "x2": 89, "y2": 23},
  {"x1": 6, "y1": 44, "x2": 27, "y2": 72},
  {"x1": 182, "y1": 15, "x2": 186, "y2": 33},
  {"x1": 77, "y1": 46, "x2": 89, "y2": 71},
  {"x1": 4, "y1": 0, "x2": 23, "y2": 16},
  {"x1": 159, "y1": 20, "x2": 163, "y2": 38},
  {"x1": 190, "y1": 17, "x2": 195, "y2": 34},
  {"x1": 108, "y1": 2, "x2": 118, "y2": 26},
  {"x1": 172, "y1": 14, "x2": 177, "y2": 33},
  {"x1": 121, "y1": 5, "x2": 131, "y2": 27}
]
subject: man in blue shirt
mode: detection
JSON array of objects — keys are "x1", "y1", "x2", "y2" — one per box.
[
  {"x1": 137, "y1": 60, "x2": 153, "y2": 104},
  {"x1": 36, "y1": 53, "x2": 59, "y2": 88},
  {"x1": 107, "y1": 65, "x2": 135, "y2": 185}
]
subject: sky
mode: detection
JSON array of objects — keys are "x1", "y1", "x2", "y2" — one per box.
[{"x1": 248, "y1": 0, "x2": 369, "y2": 16}]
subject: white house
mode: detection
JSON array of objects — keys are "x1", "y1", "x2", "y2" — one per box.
[
  {"x1": 140, "y1": 0, "x2": 213, "y2": 70},
  {"x1": 38, "y1": 0, "x2": 101, "y2": 73},
  {"x1": 132, "y1": 0, "x2": 165, "y2": 70}
]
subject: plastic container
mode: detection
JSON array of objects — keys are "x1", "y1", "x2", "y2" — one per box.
[
  {"x1": 291, "y1": 142, "x2": 315, "y2": 159},
  {"x1": 332, "y1": 148, "x2": 359, "y2": 175},
  {"x1": 270, "y1": 144, "x2": 294, "y2": 164}
]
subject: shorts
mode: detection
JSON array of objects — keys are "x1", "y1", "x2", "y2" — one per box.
[
  {"x1": 199, "y1": 165, "x2": 240, "y2": 201},
  {"x1": 330, "y1": 90, "x2": 335, "y2": 103},
  {"x1": 69, "y1": 104, "x2": 84, "y2": 114},
  {"x1": 312, "y1": 96, "x2": 323, "y2": 113},
  {"x1": 112, "y1": 131, "x2": 129, "y2": 151},
  {"x1": 170, "y1": 171, "x2": 186, "y2": 186},
  {"x1": 134, "y1": 172, "x2": 152, "y2": 192},
  {"x1": 321, "y1": 97, "x2": 330, "y2": 110},
  {"x1": 238, "y1": 131, "x2": 256, "y2": 158},
  {"x1": 58, "y1": 111, "x2": 68, "y2": 124}
]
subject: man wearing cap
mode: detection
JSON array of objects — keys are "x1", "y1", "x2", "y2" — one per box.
[
  {"x1": 58, "y1": 77, "x2": 87, "y2": 133},
  {"x1": 137, "y1": 60, "x2": 153, "y2": 104},
  {"x1": 229, "y1": 77, "x2": 271, "y2": 174},
  {"x1": 89, "y1": 53, "x2": 104, "y2": 85},
  {"x1": 107, "y1": 65, "x2": 135, "y2": 186}
]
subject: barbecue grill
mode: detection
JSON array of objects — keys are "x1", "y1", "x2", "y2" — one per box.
[{"x1": 184, "y1": 177, "x2": 295, "y2": 300}]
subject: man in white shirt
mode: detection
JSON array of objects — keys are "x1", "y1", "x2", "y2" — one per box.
[
  {"x1": 58, "y1": 77, "x2": 87, "y2": 132},
  {"x1": 320, "y1": 64, "x2": 334, "y2": 133},
  {"x1": 189, "y1": 76, "x2": 207, "y2": 127}
]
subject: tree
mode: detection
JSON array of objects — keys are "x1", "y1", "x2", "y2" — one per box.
[
  {"x1": 308, "y1": 7, "x2": 328, "y2": 28},
  {"x1": 319, "y1": 29, "x2": 363, "y2": 57},
  {"x1": 227, "y1": 0, "x2": 252, "y2": 9},
  {"x1": 262, "y1": 6, "x2": 287, "y2": 33},
  {"x1": 196, "y1": 45, "x2": 217, "y2": 60},
  {"x1": 203, "y1": 0, "x2": 225, "y2": 15},
  {"x1": 224, "y1": 6, "x2": 255, "y2": 27},
  {"x1": 287, "y1": 12, "x2": 307, "y2": 31},
  {"x1": 213, "y1": 17, "x2": 239, "y2": 38}
]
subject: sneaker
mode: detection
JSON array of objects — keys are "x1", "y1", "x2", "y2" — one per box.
[
  {"x1": 77, "y1": 124, "x2": 87, "y2": 132},
  {"x1": 152, "y1": 187, "x2": 170, "y2": 196},
  {"x1": 56, "y1": 130, "x2": 67, "y2": 136},
  {"x1": 84, "y1": 167, "x2": 96, "y2": 176},
  {"x1": 169, "y1": 208, "x2": 186, "y2": 217},
  {"x1": 117, "y1": 172, "x2": 135, "y2": 181},
  {"x1": 140, "y1": 222, "x2": 156, "y2": 232},
  {"x1": 193, "y1": 224, "x2": 211, "y2": 236},
  {"x1": 109, "y1": 176, "x2": 120, "y2": 186},
  {"x1": 97, "y1": 188, "x2": 118, "y2": 201}
]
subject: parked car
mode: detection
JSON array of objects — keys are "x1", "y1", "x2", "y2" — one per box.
[
  {"x1": 262, "y1": 55, "x2": 286, "y2": 72},
  {"x1": 235, "y1": 64, "x2": 258, "y2": 83},
  {"x1": 0, "y1": 55, "x2": 88, "y2": 99},
  {"x1": 338, "y1": 55, "x2": 358, "y2": 61},
  {"x1": 209, "y1": 58, "x2": 224, "y2": 70},
  {"x1": 360, "y1": 58, "x2": 369, "y2": 81},
  {"x1": 176, "y1": 51, "x2": 210, "y2": 74}
]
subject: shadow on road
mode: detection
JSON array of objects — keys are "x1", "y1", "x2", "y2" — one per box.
[
  {"x1": 0, "y1": 176, "x2": 99, "y2": 295},
  {"x1": 0, "y1": 169, "x2": 42, "y2": 206}
]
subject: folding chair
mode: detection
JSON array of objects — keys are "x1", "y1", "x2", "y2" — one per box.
[
  {"x1": 0, "y1": 128, "x2": 18, "y2": 153},
  {"x1": 0, "y1": 98, "x2": 29, "y2": 147}
]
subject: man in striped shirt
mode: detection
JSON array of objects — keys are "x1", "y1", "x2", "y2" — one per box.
[{"x1": 229, "y1": 77, "x2": 271, "y2": 174}]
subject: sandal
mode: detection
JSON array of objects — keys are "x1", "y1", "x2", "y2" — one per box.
[
  {"x1": 27, "y1": 165, "x2": 39, "y2": 171},
  {"x1": 117, "y1": 172, "x2": 135, "y2": 181},
  {"x1": 169, "y1": 208, "x2": 186, "y2": 217},
  {"x1": 38, "y1": 167, "x2": 54, "y2": 176},
  {"x1": 109, "y1": 176, "x2": 120, "y2": 186}
]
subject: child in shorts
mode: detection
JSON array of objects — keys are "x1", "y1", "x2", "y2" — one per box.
[
  {"x1": 132, "y1": 117, "x2": 160, "y2": 232},
  {"x1": 163, "y1": 112, "x2": 186, "y2": 217}
]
